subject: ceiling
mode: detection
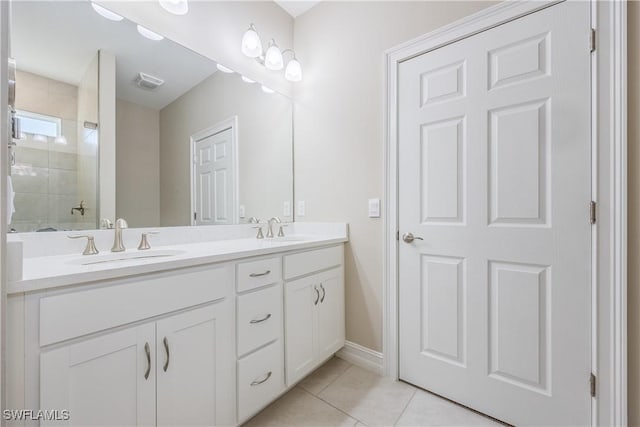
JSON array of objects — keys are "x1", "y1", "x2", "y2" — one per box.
[
  {"x1": 11, "y1": 1, "x2": 218, "y2": 110},
  {"x1": 274, "y1": 0, "x2": 321, "y2": 18}
]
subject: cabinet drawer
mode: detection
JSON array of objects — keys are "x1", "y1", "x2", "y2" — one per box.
[
  {"x1": 237, "y1": 256, "x2": 281, "y2": 292},
  {"x1": 283, "y1": 245, "x2": 343, "y2": 280},
  {"x1": 40, "y1": 265, "x2": 231, "y2": 346},
  {"x1": 237, "y1": 284, "x2": 282, "y2": 356},
  {"x1": 238, "y1": 340, "x2": 285, "y2": 422}
]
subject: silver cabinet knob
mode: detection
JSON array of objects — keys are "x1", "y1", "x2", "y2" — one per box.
[{"x1": 402, "y1": 232, "x2": 424, "y2": 243}]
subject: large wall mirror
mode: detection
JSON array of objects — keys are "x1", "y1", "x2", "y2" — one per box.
[{"x1": 9, "y1": 1, "x2": 293, "y2": 232}]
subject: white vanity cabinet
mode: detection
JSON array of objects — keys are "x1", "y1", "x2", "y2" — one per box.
[
  {"x1": 284, "y1": 246, "x2": 345, "y2": 385},
  {"x1": 7, "y1": 236, "x2": 347, "y2": 427},
  {"x1": 33, "y1": 265, "x2": 235, "y2": 427},
  {"x1": 40, "y1": 303, "x2": 233, "y2": 427}
]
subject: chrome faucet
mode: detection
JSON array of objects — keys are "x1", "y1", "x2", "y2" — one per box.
[
  {"x1": 266, "y1": 217, "x2": 281, "y2": 238},
  {"x1": 111, "y1": 218, "x2": 128, "y2": 252}
]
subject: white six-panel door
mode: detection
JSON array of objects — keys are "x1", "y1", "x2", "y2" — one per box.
[
  {"x1": 398, "y1": 2, "x2": 592, "y2": 425},
  {"x1": 193, "y1": 126, "x2": 236, "y2": 225}
]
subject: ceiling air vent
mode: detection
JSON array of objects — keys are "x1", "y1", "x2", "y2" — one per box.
[{"x1": 134, "y1": 72, "x2": 165, "y2": 91}]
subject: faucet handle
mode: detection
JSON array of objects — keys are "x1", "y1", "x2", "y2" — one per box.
[
  {"x1": 100, "y1": 218, "x2": 113, "y2": 229},
  {"x1": 67, "y1": 234, "x2": 99, "y2": 255},
  {"x1": 253, "y1": 225, "x2": 264, "y2": 239},
  {"x1": 138, "y1": 231, "x2": 159, "y2": 250},
  {"x1": 278, "y1": 224, "x2": 289, "y2": 237}
]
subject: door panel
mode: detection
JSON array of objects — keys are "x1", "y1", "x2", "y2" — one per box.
[
  {"x1": 317, "y1": 268, "x2": 345, "y2": 360},
  {"x1": 398, "y1": 2, "x2": 591, "y2": 425},
  {"x1": 40, "y1": 324, "x2": 156, "y2": 427},
  {"x1": 284, "y1": 275, "x2": 316, "y2": 385},
  {"x1": 194, "y1": 127, "x2": 235, "y2": 225},
  {"x1": 156, "y1": 302, "x2": 235, "y2": 427}
]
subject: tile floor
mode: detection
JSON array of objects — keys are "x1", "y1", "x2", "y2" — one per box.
[{"x1": 244, "y1": 357, "x2": 504, "y2": 427}]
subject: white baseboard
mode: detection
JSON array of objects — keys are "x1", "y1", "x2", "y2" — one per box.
[{"x1": 336, "y1": 341, "x2": 384, "y2": 375}]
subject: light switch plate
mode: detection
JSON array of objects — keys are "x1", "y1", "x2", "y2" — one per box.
[
  {"x1": 283, "y1": 201, "x2": 291, "y2": 217},
  {"x1": 239, "y1": 204, "x2": 246, "y2": 218},
  {"x1": 297, "y1": 201, "x2": 306, "y2": 217},
  {"x1": 368, "y1": 198, "x2": 380, "y2": 218}
]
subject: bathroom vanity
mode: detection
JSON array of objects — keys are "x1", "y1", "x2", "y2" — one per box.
[{"x1": 6, "y1": 223, "x2": 347, "y2": 426}]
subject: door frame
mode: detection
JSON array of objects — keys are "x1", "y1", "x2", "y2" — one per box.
[
  {"x1": 189, "y1": 116, "x2": 239, "y2": 225},
  {"x1": 383, "y1": 1, "x2": 627, "y2": 426}
]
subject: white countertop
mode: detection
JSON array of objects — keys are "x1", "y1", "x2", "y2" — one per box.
[{"x1": 8, "y1": 235, "x2": 347, "y2": 295}]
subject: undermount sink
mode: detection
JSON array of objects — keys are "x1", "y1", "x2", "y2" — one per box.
[
  {"x1": 66, "y1": 249, "x2": 186, "y2": 266},
  {"x1": 273, "y1": 236, "x2": 310, "y2": 242}
]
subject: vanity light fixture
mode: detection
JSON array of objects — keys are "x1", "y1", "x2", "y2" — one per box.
[
  {"x1": 158, "y1": 0, "x2": 188, "y2": 15},
  {"x1": 241, "y1": 76, "x2": 256, "y2": 84},
  {"x1": 91, "y1": 3, "x2": 124, "y2": 21},
  {"x1": 241, "y1": 24, "x2": 263, "y2": 58},
  {"x1": 261, "y1": 85, "x2": 275, "y2": 94},
  {"x1": 264, "y1": 39, "x2": 284, "y2": 71},
  {"x1": 216, "y1": 64, "x2": 234, "y2": 73},
  {"x1": 241, "y1": 23, "x2": 302, "y2": 82},
  {"x1": 137, "y1": 25, "x2": 164, "y2": 41}
]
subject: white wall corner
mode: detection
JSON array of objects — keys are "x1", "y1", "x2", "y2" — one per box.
[{"x1": 336, "y1": 341, "x2": 384, "y2": 376}]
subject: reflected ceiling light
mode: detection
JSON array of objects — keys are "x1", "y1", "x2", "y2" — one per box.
[
  {"x1": 241, "y1": 24, "x2": 302, "y2": 81},
  {"x1": 54, "y1": 136, "x2": 68, "y2": 145},
  {"x1": 159, "y1": 0, "x2": 188, "y2": 15},
  {"x1": 137, "y1": 25, "x2": 164, "y2": 41},
  {"x1": 91, "y1": 3, "x2": 124, "y2": 21},
  {"x1": 261, "y1": 85, "x2": 275, "y2": 94},
  {"x1": 264, "y1": 39, "x2": 283, "y2": 71},
  {"x1": 241, "y1": 24, "x2": 263, "y2": 58},
  {"x1": 284, "y1": 56, "x2": 302, "y2": 82},
  {"x1": 241, "y1": 76, "x2": 255, "y2": 84},
  {"x1": 216, "y1": 64, "x2": 234, "y2": 73}
]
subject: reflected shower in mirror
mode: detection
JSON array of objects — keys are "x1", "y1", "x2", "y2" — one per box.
[{"x1": 9, "y1": 1, "x2": 293, "y2": 232}]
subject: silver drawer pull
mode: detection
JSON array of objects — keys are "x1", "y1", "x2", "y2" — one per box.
[
  {"x1": 249, "y1": 270, "x2": 271, "y2": 277},
  {"x1": 163, "y1": 337, "x2": 170, "y2": 372},
  {"x1": 250, "y1": 313, "x2": 272, "y2": 324},
  {"x1": 250, "y1": 371, "x2": 272, "y2": 386}
]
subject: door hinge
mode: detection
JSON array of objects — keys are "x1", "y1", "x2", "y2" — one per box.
[
  {"x1": 590, "y1": 28, "x2": 596, "y2": 52},
  {"x1": 590, "y1": 373, "x2": 597, "y2": 397},
  {"x1": 396, "y1": 231, "x2": 399, "y2": 241},
  {"x1": 590, "y1": 201, "x2": 597, "y2": 225},
  {"x1": 194, "y1": 212, "x2": 197, "y2": 221}
]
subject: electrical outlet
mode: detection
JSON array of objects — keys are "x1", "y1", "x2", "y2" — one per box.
[
  {"x1": 283, "y1": 201, "x2": 291, "y2": 217},
  {"x1": 239, "y1": 204, "x2": 246, "y2": 218},
  {"x1": 368, "y1": 198, "x2": 380, "y2": 218},
  {"x1": 297, "y1": 200, "x2": 306, "y2": 217}
]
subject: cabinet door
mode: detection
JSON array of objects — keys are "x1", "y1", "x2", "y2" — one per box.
[
  {"x1": 40, "y1": 323, "x2": 156, "y2": 427},
  {"x1": 317, "y1": 267, "x2": 345, "y2": 360},
  {"x1": 156, "y1": 301, "x2": 235, "y2": 427},
  {"x1": 284, "y1": 275, "x2": 318, "y2": 385}
]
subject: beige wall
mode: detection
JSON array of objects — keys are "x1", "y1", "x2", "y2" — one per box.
[
  {"x1": 96, "y1": 1, "x2": 294, "y2": 96},
  {"x1": 628, "y1": 3, "x2": 639, "y2": 426},
  {"x1": 293, "y1": 1, "x2": 495, "y2": 351},
  {"x1": 116, "y1": 99, "x2": 160, "y2": 228},
  {"x1": 159, "y1": 71, "x2": 293, "y2": 226},
  {"x1": 98, "y1": 51, "x2": 116, "y2": 224}
]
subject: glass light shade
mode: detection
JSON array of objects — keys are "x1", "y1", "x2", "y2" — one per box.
[
  {"x1": 241, "y1": 76, "x2": 256, "y2": 84},
  {"x1": 216, "y1": 64, "x2": 234, "y2": 73},
  {"x1": 264, "y1": 40, "x2": 283, "y2": 71},
  {"x1": 91, "y1": 3, "x2": 124, "y2": 21},
  {"x1": 261, "y1": 85, "x2": 275, "y2": 94},
  {"x1": 241, "y1": 25, "x2": 263, "y2": 58},
  {"x1": 285, "y1": 58, "x2": 302, "y2": 82},
  {"x1": 137, "y1": 25, "x2": 164, "y2": 41},
  {"x1": 159, "y1": 0, "x2": 188, "y2": 15}
]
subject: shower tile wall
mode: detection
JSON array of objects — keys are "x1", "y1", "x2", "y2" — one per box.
[{"x1": 11, "y1": 70, "x2": 95, "y2": 232}]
